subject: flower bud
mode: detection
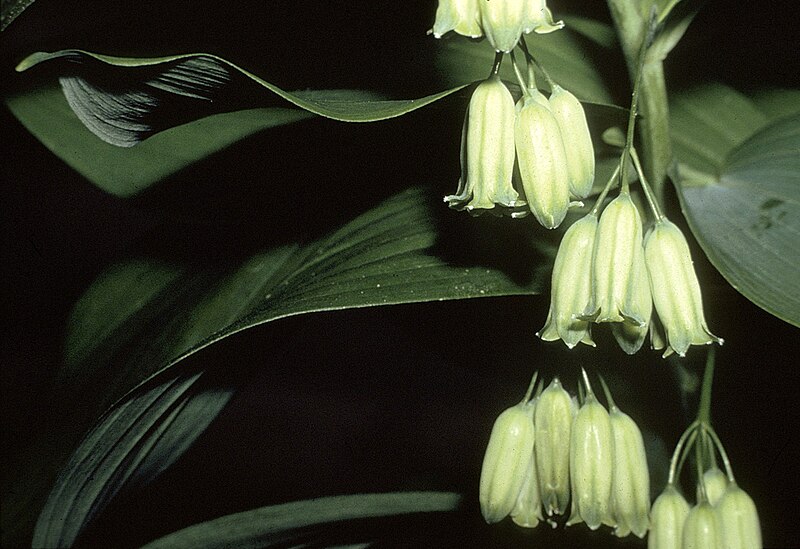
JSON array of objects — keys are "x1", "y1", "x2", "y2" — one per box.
[
  {"x1": 611, "y1": 245, "x2": 653, "y2": 354},
  {"x1": 522, "y1": 0, "x2": 564, "y2": 34},
  {"x1": 515, "y1": 91, "x2": 571, "y2": 229},
  {"x1": 480, "y1": 402, "x2": 535, "y2": 523},
  {"x1": 584, "y1": 192, "x2": 644, "y2": 324},
  {"x1": 697, "y1": 467, "x2": 728, "y2": 506},
  {"x1": 567, "y1": 394, "x2": 615, "y2": 530},
  {"x1": 533, "y1": 378, "x2": 575, "y2": 515},
  {"x1": 478, "y1": 0, "x2": 527, "y2": 52},
  {"x1": 648, "y1": 485, "x2": 689, "y2": 549},
  {"x1": 548, "y1": 85, "x2": 594, "y2": 199},
  {"x1": 682, "y1": 502, "x2": 722, "y2": 549},
  {"x1": 445, "y1": 77, "x2": 522, "y2": 212},
  {"x1": 538, "y1": 214, "x2": 597, "y2": 348},
  {"x1": 511, "y1": 443, "x2": 543, "y2": 528},
  {"x1": 644, "y1": 219, "x2": 722, "y2": 357},
  {"x1": 716, "y1": 482, "x2": 762, "y2": 549},
  {"x1": 432, "y1": 0, "x2": 482, "y2": 38},
  {"x1": 609, "y1": 407, "x2": 650, "y2": 538}
]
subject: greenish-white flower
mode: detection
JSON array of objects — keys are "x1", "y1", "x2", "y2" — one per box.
[
  {"x1": 610, "y1": 243, "x2": 653, "y2": 354},
  {"x1": 515, "y1": 91, "x2": 571, "y2": 228},
  {"x1": 609, "y1": 406, "x2": 650, "y2": 538},
  {"x1": 478, "y1": 0, "x2": 528, "y2": 52},
  {"x1": 431, "y1": 0, "x2": 483, "y2": 38},
  {"x1": 522, "y1": 0, "x2": 564, "y2": 34},
  {"x1": 538, "y1": 214, "x2": 597, "y2": 348},
  {"x1": 682, "y1": 502, "x2": 722, "y2": 549},
  {"x1": 511, "y1": 439, "x2": 543, "y2": 528},
  {"x1": 445, "y1": 77, "x2": 522, "y2": 212},
  {"x1": 697, "y1": 467, "x2": 728, "y2": 506},
  {"x1": 644, "y1": 219, "x2": 722, "y2": 357},
  {"x1": 648, "y1": 485, "x2": 689, "y2": 549},
  {"x1": 479, "y1": 401, "x2": 535, "y2": 523},
  {"x1": 716, "y1": 482, "x2": 762, "y2": 549},
  {"x1": 567, "y1": 393, "x2": 615, "y2": 530},
  {"x1": 548, "y1": 85, "x2": 594, "y2": 199},
  {"x1": 584, "y1": 191, "x2": 644, "y2": 324},
  {"x1": 533, "y1": 378, "x2": 575, "y2": 515}
]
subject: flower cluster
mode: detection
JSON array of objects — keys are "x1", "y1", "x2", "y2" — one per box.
[
  {"x1": 480, "y1": 372, "x2": 650, "y2": 538},
  {"x1": 432, "y1": 0, "x2": 564, "y2": 52},
  {"x1": 445, "y1": 76, "x2": 594, "y2": 228},
  {"x1": 651, "y1": 422, "x2": 762, "y2": 549},
  {"x1": 539, "y1": 190, "x2": 722, "y2": 357}
]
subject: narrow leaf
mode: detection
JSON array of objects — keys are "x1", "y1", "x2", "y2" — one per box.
[
  {"x1": 141, "y1": 492, "x2": 462, "y2": 549},
  {"x1": 671, "y1": 84, "x2": 800, "y2": 327},
  {"x1": 0, "y1": 0, "x2": 33, "y2": 30}
]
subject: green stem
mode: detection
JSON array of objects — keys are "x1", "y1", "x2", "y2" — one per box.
[
  {"x1": 589, "y1": 163, "x2": 622, "y2": 217},
  {"x1": 703, "y1": 424, "x2": 736, "y2": 483},
  {"x1": 580, "y1": 368, "x2": 595, "y2": 399},
  {"x1": 697, "y1": 347, "x2": 715, "y2": 425},
  {"x1": 517, "y1": 38, "x2": 541, "y2": 90},
  {"x1": 490, "y1": 51, "x2": 504, "y2": 77},
  {"x1": 668, "y1": 420, "x2": 699, "y2": 484},
  {"x1": 521, "y1": 371, "x2": 539, "y2": 404},
  {"x1": 597, "y1": 375, "x2": 617, "y2": 410},
  {"x1": 630, "y1": 146, "x2": 665, "y2": 221},
  {"x1": 509, "y1": 51, "x2": 530, "y2": 96}
]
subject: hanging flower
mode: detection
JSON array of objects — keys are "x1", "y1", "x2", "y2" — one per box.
[
  {"x1": 431, "y1": 0, "x2": 483, "y2": 39},
  {"x1": 511, "y1": 443, "x2": 543, "y2": 528},
  {"x1": 538, "y1": 214, "x2": 597, "y2": 347},
  {"x1": 682, "y1": 501, "x2": 722, "y2": 549},
  {"x1": 445, "y1": 76, "x2": 523, "y2": 212},
  {"x1": 697, "y1": 467, "x2": 728, "y2": 506},
  {"x1": 610, "y1": 244, "x2": 653, "y2": 354},
  {"x1": 522, "y1": 0, "x2": 565, "y2": 34},
  {"x1": 648, "y1": 485, "x2": 690, "y2": 549},
  {"x1": 609, "y1": 405, "x2": 650, "y2": 538},
  {"x1": 533, "y1": 378, "x2": 575, "y2": 516},
  {"x1": 716, "y1": 482, "x2": 762, "y2": 549},
  {"x1": 515, "y1": 90, "x2": 572, "y2": 228},
  {"x1": 644, "y1": 219, "x2": 722, "y2": 357},
  {"x1": 548, "y1": 84, "x2": 595, "y2": 199}
]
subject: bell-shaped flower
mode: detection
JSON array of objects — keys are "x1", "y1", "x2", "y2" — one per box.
[
  {"x1": 479, "y1": 401, "x2": 535, "y2": 523},
  {"x1": 584, "y1": 191, "x2": 644, "y2": 324},
  {"x1": 648, "y1": 484, "x2": 689, "y2": 549},
  {"x1": 511, "y1": 442, "x2": 543, "y2": 528},
  {"x1": 682, "y1": 501, "x2": 723, "y2": 549},
  {"x1": 478, "y1": 0, "x2": 528, "y2": 52},
  {"x1": 567, "y1": 393, "x2": 615, "y2": 530},
  {"x1": 609, "y1": 406, "x2": 650, "y2": 538},
  {"x1": 533, "y1": 378, "x2": 575, "y2": 515},
  {"x1": 644, "y1": 219, "x2": 722, "y2": 357},
  {"x1": 515, "y1": 91, "x2": 572, "y2": 228},
  {"x1": 538, "y1": 214, "x2": 597, "y2": 348},
  {"x1": 697, "y1": 467, "x2": 728, "y2": 506},
  {"x1": 610, "y1": 244, "x2": 653, "y2": 354},
  {"x1": 445, "y1": 77, "x2": 523, "y2": 212},
  {"x1": 431, "y1": 0, "x2": 483, "y2": 38},
  {"x1": 548, "y1": 85, "x2": 594, "y2": 199},
  {"x1": 522, "y1": 0, "x2": 565, "y2": 34},
  {"x1": 716, "y1": 482, "x2": 762, "y2": 549}
]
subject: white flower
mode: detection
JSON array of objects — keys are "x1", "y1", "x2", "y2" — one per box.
[
  {"x1": 716, "y1": 482, "x2": 762, "y2": 549},
  {"x1": 609, "y1": 406, "x2": 650, "y2": 538},
  {"x1": 682, "y1": 502, "x2": 723, "y2": 549},
  {"x1": 533, "y1": 378, "x2": 575, "y2": 515},
  {"x1": 648, "y1": 485, "x2": 689, "y2": 549},
  {"x1": 548, "y1": 85, "x2": 594, "y2": 199}
]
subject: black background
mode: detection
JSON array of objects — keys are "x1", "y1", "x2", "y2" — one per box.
[{"x1": 2, "y1": 1, "x2": 799, "y2": 547}]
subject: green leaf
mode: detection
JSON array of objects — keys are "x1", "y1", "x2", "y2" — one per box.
[
  {"x1": 33, "y1": 372, "x2": 234, "y2": 548},
  {"x1": 9, "y1": 50, "x2": 467, "y2": 196},
  {"x1": 433, "y1": 24, "x2": 614, "y2": 104},
  {"x1": 671, "y1": 84, "x2": 800, "y2": 327},
  {"x1": 0, "y1": 0, "x2": 33, "y2": 30},
  {"x1": 141, "y1": 492, "x2": 462, "y2": 549}
]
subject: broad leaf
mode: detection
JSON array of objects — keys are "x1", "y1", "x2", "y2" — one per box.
[
  {"x1": 671, "y1": 84, "x2": 800, "y2": 327},
  {"x1": 33, "y1": 372, "x2": 234, "y2": 548},
  {"x1": 29, "y1": 187, "x2": 550, "y2": 545},
  {"x1": 141, "y1": 492, "x2": 462, "y2": 549}
]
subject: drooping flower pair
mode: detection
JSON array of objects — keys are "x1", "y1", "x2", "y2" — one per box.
[
  {"x1": 444, "y1": 76, "x2": 594, "y2": 228},
  {"x1": 432, "y1": 0, "x2": 564, "y2": 52},
  {"x1": 539, "y1": 186, "x2": 722, "y2": 356},
  {"x1": 480, "y1": 372, "x2": 650, "y2": 539}
]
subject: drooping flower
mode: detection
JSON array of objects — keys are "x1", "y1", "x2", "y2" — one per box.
[
  {"x1": 478, "y1": 0, "x2": 528, "y2": 52},
  {"x1": 716, "y1": 482, "x2": 762, "y2": 549},
  {"x1": 610, "y1": 243, "x2": 653, "y2": 354},
  {"x1": 584, "y1": 191, "x2": 645, "y2": 324},
  {"x1": 697, "y1": 467, "x2": 728, "y2": 506},
  {"x1": 445, "y1": 76, "x2": 523, "y2": 212},
  {"x1": 548, "y1": 85, "x2": 594, "y2": 199},
  {"x1": 515, "y1": 90, "x2": 571, "y2": 228},
  {"x1": 533, "y1": 378, "x2": 575, "y2": 515},
  {"x1": 431, "y1": 0, "x2": 483, "y2": 38},
  {"x1": 682, "y1": 501, "x2": 722, "y2": 549},
  {"x1": 648, "y1": 485, "x2": 689, "y2": 549},
  {"x1": 479, "y1": 400, "x2": 535, "y2": 523},
  {"x1": 567, "y1": 392, "x2": 615, "y2": 530},
  {"x1": 609, "y1": 406, "x2": 650, "y2": 538},
  {"x1": 511, "y1": 439, "x2": 543, "y2": 528},
  {"x1": 522, "y1": 0, "x2": 565, "y2": 34},
  {"x1": 644, "y1": 219, "x2": 722, "y2": 357},
  {"x1": 538, "y1": 213, "x2": 597, "y2": 347}
]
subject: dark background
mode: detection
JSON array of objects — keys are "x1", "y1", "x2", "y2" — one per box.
[{"x1": 2, "y1": 1, "x2": 798, "y2": 547}]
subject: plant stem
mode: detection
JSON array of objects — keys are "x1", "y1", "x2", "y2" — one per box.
[
  {"x1": 589, "y1": 163, "x2": 621, "y2": 217},
  {"x1": 630, "y1": 146, "x2": 665, "y2": 221},
  {"x1": 490, "y1": 52, "x2": 504, "y2": 77},
  {"x1": 697, "y1": 347, "x2": 715, "y2": 425},
  {"x1": 521, "y1": 371, "x2": 539, "y2": 404},
  {"x1": 510, "y1": 51, "x2": 530, "y2": 96}
]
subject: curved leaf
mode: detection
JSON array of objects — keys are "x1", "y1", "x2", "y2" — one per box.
[
  {"x1": 0, "y1": 0, "x2": 33, "y2": 30},
  {"x1": 671, "y1": 84, "x2": 800, "y2": 326},
  {"x1": 33, "y1": 372, "x2": 234, "y2": 548},
  {"x1": 141, "y1": 492, "x2": 462, "y2": 549}
]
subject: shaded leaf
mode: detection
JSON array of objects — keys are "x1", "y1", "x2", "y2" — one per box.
[
  {"x1": 141, "y1": 492, "x2": 462, "y2": 549},
  {"x1": 33, "y1": 372, "x2": 234, "y2": 548},
  {"x1": 0, "y1": 0, "x2": 33, "y2": 30},
  {"x1": 671, "y1": 84, "x2": 800, "y2": 327}
]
